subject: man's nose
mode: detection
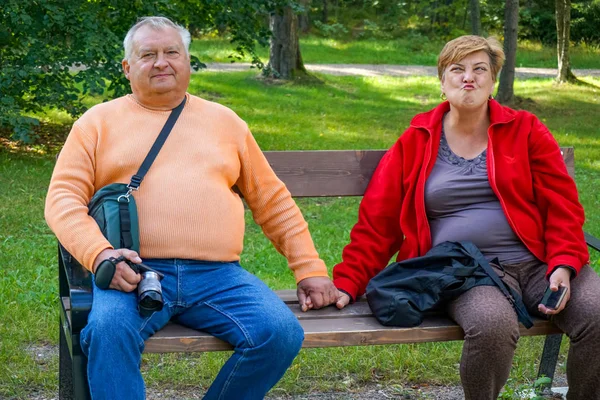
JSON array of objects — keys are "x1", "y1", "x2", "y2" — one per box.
[{"x1": 154, "y1": 53, "x2": 169, "y2": 68}]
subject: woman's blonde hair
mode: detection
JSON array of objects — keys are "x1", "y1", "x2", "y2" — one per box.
[{"x1": 437, "y1": 35, "x2": 505, "y2": 81}]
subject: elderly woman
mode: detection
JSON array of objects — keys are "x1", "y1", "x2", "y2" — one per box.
[{"x1": 332, "y1": 35, "x2": 600, "y2": 399}]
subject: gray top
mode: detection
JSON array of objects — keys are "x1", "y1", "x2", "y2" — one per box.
[{"x1": 424, "y1": 131, "x2": 536, "y2": 264}]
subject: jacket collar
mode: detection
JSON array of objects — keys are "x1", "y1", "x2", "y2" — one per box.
[{"x1": 409, "y1": 99, "x2": 517, "y2": 135}]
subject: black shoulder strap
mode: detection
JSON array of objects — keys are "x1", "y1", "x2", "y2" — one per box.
[
  {"x1": 128, "y1": 96, "x2": 187, "y2": 190},
  {"x1": 462, "y1": 242, "x2": 534, "y2": 329}
]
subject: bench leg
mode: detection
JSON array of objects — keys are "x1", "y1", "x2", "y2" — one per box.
[
  {"x1": 59, "y1": 324, "x2": 74, "y2": 399},
  {"x1": 537, "y1": 333, "x2": 563, "y2": 390},
  {"x1": 59, "y1": 324, "x2": 91, "y2": 400}
]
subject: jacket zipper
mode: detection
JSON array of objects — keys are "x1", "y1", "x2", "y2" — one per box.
[
  {"x1": 414, "y1": 126, "x2": 433, "y2": 253},
  {"x1": 486, "y1": 126, "x2": 531, "y2": 255}
]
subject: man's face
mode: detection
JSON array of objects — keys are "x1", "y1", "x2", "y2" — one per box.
[{"x1": 122, "y1": 25, "x2": 191, "y2": 107}]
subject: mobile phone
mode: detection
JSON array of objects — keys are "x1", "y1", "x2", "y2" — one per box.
[{"x1": 541, "y1": 286, "x2": 568, "y2": 310}]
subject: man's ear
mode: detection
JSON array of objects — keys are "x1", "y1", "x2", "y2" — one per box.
[{"x1": 122, "y1": 59, "x2": 131, "y2": 80}]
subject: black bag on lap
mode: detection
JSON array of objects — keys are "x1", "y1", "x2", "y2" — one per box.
[{"x1": 365, "y1": 241, "x2": 533, "y2": 328}]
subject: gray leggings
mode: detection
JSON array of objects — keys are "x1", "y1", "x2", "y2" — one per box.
[{"x1": 447, "y1": 260, "x2": 600, "y2": 400}]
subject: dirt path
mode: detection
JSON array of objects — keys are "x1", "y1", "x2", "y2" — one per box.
[{"x1": 203, "y1": 62, "x2": 600, "y2": 79}]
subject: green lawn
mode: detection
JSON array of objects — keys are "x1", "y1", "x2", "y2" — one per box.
[
  {"x1": 1, "y1": 72, "x2": 599, "y2": 398},
  {"x1": 191, "y1": 35, "x2": 600, "y2": 69}
]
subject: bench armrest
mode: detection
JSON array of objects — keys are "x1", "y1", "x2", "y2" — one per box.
[
  {"x1": 58, "y1": 243, "x2": 93, "y2": 333},
  {"x1": 585, "y1": 231, "x2": 600, "y2": 253}
]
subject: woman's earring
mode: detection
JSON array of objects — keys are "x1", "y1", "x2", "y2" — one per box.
[
  {"x1": 440, "y1": 92, "x2": 447, "y2": 101},
  {"x1": 489, "y1": 94, "x2": 494, "y2": 100}
]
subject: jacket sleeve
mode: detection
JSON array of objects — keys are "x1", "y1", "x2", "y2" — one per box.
[
  {"x1": 333, "y1": 142, "x2": 404, "y2": 300},
  {"x1": 236, "y1": 129, "x2": 329, "y2": 283},
  {"x1": 528, "y1": 117, "x2": 589, "y2": 276}
]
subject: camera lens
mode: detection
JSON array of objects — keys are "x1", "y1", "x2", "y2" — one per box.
[
  {"x1": 139, "y1": 291, "x2": 163, "y2": 316},
  {"x1": 138, "y1": 271, "x2": 164, "y2": 317}
]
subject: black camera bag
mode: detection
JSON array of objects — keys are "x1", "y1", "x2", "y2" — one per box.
[{"x1": 88, "y1": 183, "x2": 140, "y2": 252}]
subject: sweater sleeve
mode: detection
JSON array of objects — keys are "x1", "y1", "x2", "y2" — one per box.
[
  {"x1": 236, "y1": 130, "x2": 328, "y2": 282},
  {"x1": 528, "y1": 117, "x2": 589, "y2": 276},
  {"x1": 332, "y1": 143, "x2": 404, "y2": 300},
  {"x1": 45, "y1": 123, "x2": 113, "y2": 271}
]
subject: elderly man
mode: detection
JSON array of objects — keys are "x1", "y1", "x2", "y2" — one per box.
[{"x1": 45, "y1": 16, "x2": 338, "y2": 400}]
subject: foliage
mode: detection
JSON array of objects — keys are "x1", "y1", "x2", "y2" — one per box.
[
  {"x1": 305, "y1": 0, "x2": 600, "y2": 49},
  {"x1": 519, "y1": 0, "x2": 557, "y2": 45},
  {"x1": 518, "y1": 0, "x2": 600, "y2": 46},
  {"x1": 572, "y1": 0, "x2": 600, "y2": 44},
  {"x1": 0, "y1": 0, "x2": 286, "y2": 142},
  {"x1": 313, "y1": 21, "x2": 349, "y2": 39},
  {"x1": 305, "y1": 0, "x2": 505, "y2": 40}
]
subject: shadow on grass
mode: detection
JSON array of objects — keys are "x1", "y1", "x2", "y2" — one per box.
[{"x1": 573, "y1": 77, "x2": 600, "y2": 90}]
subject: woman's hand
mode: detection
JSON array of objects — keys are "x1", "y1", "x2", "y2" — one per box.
[
  {"x1": 336, "y1": 291, "x2": 352, "y2": 309},
  {"x1": 538, "y1": 266, "x2": 572, "y2": 315}
]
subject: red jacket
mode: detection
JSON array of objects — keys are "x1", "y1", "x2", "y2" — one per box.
[{"x1": 333, "y1": 100, "x2": 589, "y2": 300}]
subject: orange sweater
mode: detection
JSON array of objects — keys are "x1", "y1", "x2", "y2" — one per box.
[{"x1": 45, "y1": 94, "x2": 328, "y2": 282}]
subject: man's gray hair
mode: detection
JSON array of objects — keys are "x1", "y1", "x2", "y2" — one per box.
[{"x1": 123, "y1": 16, "x2": 191, "y2": 60}]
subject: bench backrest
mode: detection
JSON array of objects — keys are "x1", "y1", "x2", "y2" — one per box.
[{"x1": 264, "y1": 147, "x2": 575, "y2": 197}]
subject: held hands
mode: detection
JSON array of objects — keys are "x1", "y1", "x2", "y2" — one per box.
[
  {"x1": 93, "y1": 248, "x2": 142, "y2": 292},
  {"x1": 296, "y1": 277, "x2": 353, "y2": 311},
  {"x1": 538, "y1": 267, "x2": 572, "y2": 315},
  {"x1": 296, "y1": 277, "x2": 342, "y2": 312}
]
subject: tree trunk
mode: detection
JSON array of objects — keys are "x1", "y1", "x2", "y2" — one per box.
[
  {"x1": 267, "y1": 7, "x2": 306, "y2": 80},
  {"x1": 496, "y1": 0, "x2": 519, "y2": 104},
  {"x1": 322, "y1": 0, "x2": 328, "y2": 23},
  {"x1": 556, "y1": 0, "x2": 577, "y2": 83},
  {"x1": 470, "y1": 0, "x2": 482, "y2": 35},
  {"x1": 298, "y1": 0, "x2": 311, "y2": 34}
]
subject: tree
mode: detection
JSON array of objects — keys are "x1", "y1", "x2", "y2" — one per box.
[
  {"x1": 322, "y1": 0, "x2": 328, "y2": 23},
  {"x1": 0, "y1": 0, "x2": 283, "y2": 141},
  {"x1": 266, "y1": 5, "x2": 307, "y2": 79},
  {"x1": 496, "y1": 0, "x2": 519, "y2": 104},
  {"x1": 470, "y1": 0, "x2": 482, "y2": 35},
  {"x1": 298, "y1": 0, "x2": 311, "y2": 33},
  {"x1": 556, "y1": 0, "x2": 577, "y2": 83}
]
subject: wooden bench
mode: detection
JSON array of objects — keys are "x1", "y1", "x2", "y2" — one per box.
[{"x1": 58, "y1": 147, "x2": 600, "y2": 399}]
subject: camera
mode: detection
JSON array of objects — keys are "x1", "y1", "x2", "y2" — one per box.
[
  {"x1": 94, "y1": 256, "x2": 164, "y2": 316},
  {"x1": 133, "y1": 262, "x2": 165, "y2": 317}
]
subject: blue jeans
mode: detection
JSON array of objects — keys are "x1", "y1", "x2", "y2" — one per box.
[{"x1": 80, "y1": 260, "x2": 304, "y2": 400}]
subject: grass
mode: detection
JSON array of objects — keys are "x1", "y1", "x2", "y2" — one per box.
[
  {"x1": 191, "y1": 35, "x2": 600, "y2": 69},
  {"x1": 1, "y1": 72, "x2": 599, "y2": 398}
]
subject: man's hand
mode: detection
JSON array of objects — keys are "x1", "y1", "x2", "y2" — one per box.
[
  {"x1": 93, "y1": 248, "x2": 142, "y2": 292},
  {"x1": 297, "y1": 277, "x2": 338, "y2": 312},
  {"x1": 538, "y1": 266, "x2": 572, "y2": 315}
]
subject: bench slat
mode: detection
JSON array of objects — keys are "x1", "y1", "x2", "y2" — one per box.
[
  {"x1": 144, "y1": 314, "x2": 560, "y2": 353},
  {"x1": 264, "y1": 147, "x2": 574, "y2": 197},
  {"x1": 138, "y1": 288, "x2": 562, "y2": 353},
  {"x1": 265, "y1": 150, "x2": 386, "y2": 197}
]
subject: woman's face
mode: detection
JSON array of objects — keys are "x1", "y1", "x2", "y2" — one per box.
[{"x1": 441, "y1": 50, "x2": 495, "y2": 110}]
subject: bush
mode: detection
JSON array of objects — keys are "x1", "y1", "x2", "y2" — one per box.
[
  {"x1": 572, "y1": 1, "x2": 600, "y2": 44},
  {"x1": 313, "y1": 20, "x2": 349, "y2": 39}
]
